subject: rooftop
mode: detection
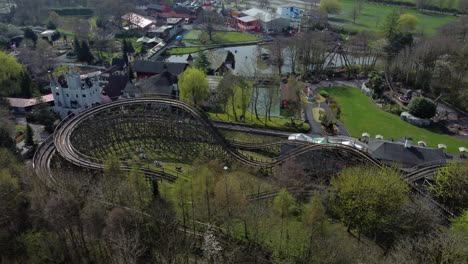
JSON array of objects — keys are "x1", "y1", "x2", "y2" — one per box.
[
  {"x1": 7, "y1": 94, "x2": 54, "y2": 108},
  {"x1": 242, "y1": 8, "x2": 282, "y2": 23},
  {"x1": 368, "y1": 139, "x2": 447, "y2": 167},
  {"x1": 167, "y1": 18, "x2": 183, "y2": 24},
  {"x1": 121, "y1": 13, "x2": 155, "y2": 28},
  {"x1": 237, "y1": 15, "x2": 257, "y2": 23},
  {"x1": 133, "y1": 60, "x2": 187, "y2": 76}
]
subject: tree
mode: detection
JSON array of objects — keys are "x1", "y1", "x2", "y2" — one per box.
[
  {"x1": 269, "y1": 38, "x2": 285, "y2": 75},
  {"x1": 430, "y1": 162, "x2": 468, "y2": 214},
  {"x1": 194, "y1": 52, "x2": 211, "y2": 73},
  {"x1": 259, "y1": 0, "x2": 271, "y2": 9},
  {"x1": 389, "y1": 229, "x2": 467, "y2": 264},
  {"x1": 407, "y1": 97, "x2": 437, "y2": 118},
  {"x1": 451, "y1": 210, "x2": 468, "y2": 236},
  {"x1": 283, "y1": 76, "x2": 303, "y2": 125},
  {"x1": 47, "y1": 21, "x2": 57, "y2": 30},
  {"x1": 383, "y1": 10, "x2": 400, "y2": 40},
  {"x1": 319, "y1": 0, "x2": 342, "y2": 14},
  {"x1": 19, "y1": 72, "x2": 33, "y2": 98},
  {"x1": 273, "y1": 189, "x2": 296, "y2": 253},
  {"x1": 0, "y1": 51, "x2": 23, "y2": 97},
  {"x1": 367, "y1": 71, "x2": 384, "y2": 97},
  {"x1": 214, "y1": 172, "x2": 247, "y2": 234},
  {"x1": 178, "y1": 67, "x2": 209, "y2": 106},
  {"x1": 103, "y1": 156, "x2": 125, "y2": 203},
  {"x1": 23, "y1": 28, "x2": 38, "y2": 47},
  {"x1": 331, "y1": 167, "x2": 409, "y2": 239},
  {"x1": 24, "y1": 124, "x2": 34, "y2": 146},
  {"x1": 197, "y1": 11, "x2": 223, "y2": 42},
  {"x1": 398, "y1": 14, "x2": 418, "y2": 33},
  {"x1": 127, "y1": 165, "x2": 151, "y2": 210},
  {"x1": 78, "y1": 40, "x2": 94, "y2": 64}
]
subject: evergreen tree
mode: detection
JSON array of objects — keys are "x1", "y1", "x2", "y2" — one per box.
[
  {"x1": 128, "y1": 66, "x2": 135, "y2": 81},
  {"x1": 23, "y1": 28, "x2": 38, "y2": 46},
  {"x1": 19, "y1": 72, "x2": 32, "y2": 98},
  {"x1": 73, "y1": 37, "x2": 81, "y2": 56},
  {"x1": 24, "y1": 124, "x2": 34, "y2": 146},
  {"x1": 194, "y1": 52, "x2": 211, "y2": 73},
  {"x1": 79, "y1": 40, "x2": 94, "y2": 64}
]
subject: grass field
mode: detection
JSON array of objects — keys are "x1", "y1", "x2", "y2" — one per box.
[
  {"x1": 184, "y1": 30, "x2": 261, "y2": 44},
  {"x1": 320, "y1": 87, "x2": 467, "y2": 153},
  {"x1": 334, "y1": 0, "x2": 458, "y2": 34},
  {"x1": 167, "y1": 46, "x2": 217, "y2": 55}
]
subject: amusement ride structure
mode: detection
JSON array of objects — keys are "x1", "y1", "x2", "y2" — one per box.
[{"x1": 33, "y1": 97, "x2": 457, "y2": 219}]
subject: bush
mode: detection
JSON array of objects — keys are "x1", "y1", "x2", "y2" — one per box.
[
  {"x1": 319, "y1": 90, "x2": 329, "y2": 98},
  {"x1": 407, "y1": 97, "x2": 436, "y2": 119},
  {"x1": 382, "y1": 103, "x2": 403, "y2": 116}
]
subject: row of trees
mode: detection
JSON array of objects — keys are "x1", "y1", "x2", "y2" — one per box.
[{"x1": 388, "y1": 17, "x2": 468, "y2": 111}]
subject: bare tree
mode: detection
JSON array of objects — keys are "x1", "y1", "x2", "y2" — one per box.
[
  {"x1": 197, "y1": 11, "x2": 224, "y2": 42},
  {"x1": 104, "y1": 208, "x2": 146, "y2": 264},
  {"x1": 258, "y1": 0, "x2": 271, "y2": 10},
  {"x1": 269, "y1": 38, "x2": 286, "y2": 75}
]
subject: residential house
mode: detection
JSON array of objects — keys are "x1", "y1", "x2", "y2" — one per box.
[
  {"x1": 367, "y1": 138, "x2": 447, "y2": 168},
  {"x1": 205, "y1": 50, "x2": 235, "y2": 76},
  {"x1": 160, "y1": 6, "x2": 200, "y2": 19},
  {"x1": 147, "y1": 24, "x2": 183, "y2": 41},
  {"x1": 123, "y1": 71, "x2": 179, "y2": 98},
  {"x1": 146, "y1": 3, "x2": 171, "y2": 17},
  {"x1": 242, "y1": 8, "x2": 291, "y2": 32},
  {"x1": 277, "y1": 6, "x2": 304, "y2": 28},
  {"x1": 121, "y1": 13, "x2": 156, "y2": 30},
  {"x1": 132, "y1": 60, "x2": 188, "y2": 79}
]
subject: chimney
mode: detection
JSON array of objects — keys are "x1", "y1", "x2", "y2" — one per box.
[{"x1": 404, "y1": 137, "x2": 412, "y2": 149}]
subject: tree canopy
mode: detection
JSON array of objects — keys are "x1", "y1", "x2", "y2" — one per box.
[
  {"x1": 178, "y1": 67, "x2": 209, "y2": 105},
  {"x1": 398, "y1": 13, "x2": 418, "y2": 33},
  {"x1": 319, "y1": 0, "x2": 342, "y2": 14},
  {"x1": 431, "y1": 162, "x2": 468, "y2": 214},
  {"x1": 407, "y1": 97, "x2": 437, "y2": 119},
  {"x1": 331, "y1": 166, "x2": 409, "y2": 237},
  {"x1": 0, "y1": 51, "x2": 24, "y2": 97}
]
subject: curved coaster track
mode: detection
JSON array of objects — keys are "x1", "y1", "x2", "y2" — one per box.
[{"x1": 33, "y1": 97, "x2": 456, "y2": 218}]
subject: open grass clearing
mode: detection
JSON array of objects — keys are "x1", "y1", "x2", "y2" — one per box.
[
  {"x1": 319, "y1": 86, "x2": 467, "y2": 153},
  {"x1": 184, "y1": 30, "x2": 261, "y2": 44},
  {"x1": 167, "y1": 46, "x2": 217, "y2": 55},
  {"x1": 335, "y1": 0, "x2": 458, "y2": 34}
]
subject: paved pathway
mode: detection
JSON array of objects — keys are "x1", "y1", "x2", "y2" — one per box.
[{"x1": 302, "y1": 79, "x2": 364, "y2": 137}]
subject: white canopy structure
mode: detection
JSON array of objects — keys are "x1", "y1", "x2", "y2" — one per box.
[
  {"x1": 459, "y1": 147, "x2": 468, "y2": 153},
  {"x1": 288, "y1": 133, "x2": 313, "y2": 143},
  {"x1": 375, "y1": 134, "x2": 383, "y2": 139},
  {"x1": 438, "y1": 144, "x2": 447, "y2": 150},
  {"x1": 341, "y1": 140, "x2": 364, "y2": 151},
  {"x1": 362, "y1": 132, "x2": 370, "y2": 138},
  {"x1": 418, "y1": 141, "x2": 427, "y2": 147}
]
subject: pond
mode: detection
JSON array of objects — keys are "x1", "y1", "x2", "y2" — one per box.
[
  {"x1": 165, "y1": 44, "x2": 378, "y2": 75},
  {"x1": 165, "y1": 45, "x2": 288, "y2": 76}
]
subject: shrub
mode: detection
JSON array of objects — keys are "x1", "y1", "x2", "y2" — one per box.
[
  {"x1": 319, "y1": 90, "x2": 329, "y2": 98},
  {"x1": 382, "y1": 103, "x2": 403, "y2": 116},
  {"x1": 407, "y1": 97, "x2": 436, "y2": 119}
]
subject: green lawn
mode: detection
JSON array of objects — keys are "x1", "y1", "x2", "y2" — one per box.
[
  {"x1": 320, "y1": 87, "x2": 467, "y2": 153},
  {"x1": 335, "y1": 0, "x2": 458, "y2": 34},
  {"x1": 184, "y1": 30, "x2": 261, "y2": 44},
  {"x1": 167, "y1": 46, "x2": 217, "y2": 55}
]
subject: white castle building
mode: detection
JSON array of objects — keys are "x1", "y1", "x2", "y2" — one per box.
[{"x1": 50, "y1": 68, "x2": 104, "y2": 118}]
